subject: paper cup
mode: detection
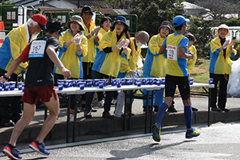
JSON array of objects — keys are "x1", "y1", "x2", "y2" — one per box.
[
  {"x1": 4, "y1": 82, "x2": 10, "y2": 91},
  {"x1": 18, "y1": 82, "x2": 24, "y2": 90},
  {"x1": 209, "y1": 78, "x2": 213, "y2": 84},
  {"x1": 10, "y1": 81, "x2": 16, "y2": 91},
  {"x1": 79, "y1": 81, "x2": 85, "y2": 90},
  {"x1": 161, "y1": 78, "x2": 165, "y2": 85},
  {"x1": 85, "y1": 79, "x2": 93, "y2": 87},
  {"x1": 189, "y1": 77, "x2": 194, "y2": 85},
  {"x1": 0, "y1": 82, "x2": 3, "y2": 91},
  {"x1": 148, "y1": 78, "x2": 154, "y2": 85},
  {"x1": 112, "y1": 79, "x2": 117, "y2": 86},
  {"x1": 117, "y1": 79, "x2": 121, "y2": 88},
  {"x1": 99, "y1": 80, "x2": 104, "y2": 88},
  {"x1": 156, "y1": 78, "x2": 161, "y2": 86}
]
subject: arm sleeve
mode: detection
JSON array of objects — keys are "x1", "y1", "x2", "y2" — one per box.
[
  {"x1": 148, "y1": 36, "x2": 160, "y2": 56},
  {"x1": 81, "y1": 35, "x2": 88, "y2": 57},
  {"x1": 103, "y1": 47, "x2": 112, "y2": 53},
  {"x1": 18, "y1": 44, "x2": 30, "y2": 63},
  {"x1": 210, "y1": 40, "x2": 221, "y2": 56}
]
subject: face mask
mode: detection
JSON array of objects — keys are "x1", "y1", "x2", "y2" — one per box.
[{"x1": 136, "y1": 41, "x2": 143, "y2": 47}]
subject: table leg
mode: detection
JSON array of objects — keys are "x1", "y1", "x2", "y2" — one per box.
[
  {"x1": 73, "y1": 95, "x2": 77, "y2": 142},
  {"x1": 128, "y1": 90, "x2": 133, "y2": 130},
  {"x1": 123, "y1": 90, "x2": 127, "y2": 131},
  {"x1": 208, "y1": 88, "x2": 211, "y2": 127},
  {"x1": 145, "y1": 91, "x2": 149, "y2": 133},
  {"x1": 150, "y1": 90, "x2": 154, "y2": 133},
  {"x1": 66, "y1": 95, "x2": 71, "y2": 143}
]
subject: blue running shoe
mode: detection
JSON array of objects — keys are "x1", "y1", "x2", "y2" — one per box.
[
  {"x1": 29, "y1": 140, "x2": 50, "y2": 156},
  {"x1": 186, "y1": 128, "x2": 200, "y2": 139},
  {"x1": 3, "y1": 144, "x2": 22, "y2": 160},
  {"x1": 152, "y1": 123, "x2": 161, "y2": 142}
]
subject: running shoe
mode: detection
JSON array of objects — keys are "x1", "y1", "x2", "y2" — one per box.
[
  {"x1": 152, "y1": 123, "x2": 161, "y2": 142},
  {"x1": 29, "y1": 140, "x2": 50, "y2": 156},
  {"x1": 2, "y1": 144, "x2": 22, "y2": 160},
  {"x1": 186, "y1": 128, "x2": 200, "y2": 139},
  {"x1": 98, "y1": 99, "x2": 105, "y2": 107}
]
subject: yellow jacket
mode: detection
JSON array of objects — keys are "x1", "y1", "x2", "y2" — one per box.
[
  {"x1": 142, "y1": 34, "x2": 167, "y2": 77},
  {"x1": 119, "y1": 37, "x2": 141, "y2": 73},
  {"x1": 54, "y1": 30, "x2": 88, "y2": 78},
  {"x1": 92, "y1": 29, "x2": 131, "y2": 77},
  {"x1": 209, "y1": 36, "x2": 237, "y2": 74},
  {"x1": 0, "y1": 24, "x2": 30, "y2": 74},
  {"x1": 187, "y1": 45, "x2": 197, "y2": 74},
  {"x1": 82, "y1": 20, "x2": 97, "y2": 63}
]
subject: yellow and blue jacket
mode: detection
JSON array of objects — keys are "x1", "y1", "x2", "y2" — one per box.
[
  {"x1": 54, "y1": 30, "x2": 88, "y2": 79},
  {"x1": 82, "y1": 20, "x2": 97, "y2": 63},
  {"x1": 142, "y1": 34, "x2": 167, "y2": 78},
  {"x1": 92, "y1": 29, "x2": 131, "y2": 78},
  {"x1": 187, "y1": 45, "x2": 197, "y2": 74},
  {"x1": 0, "y1": 24, "x2": 30, "y2": 74},
  {"x1": 209, "y1": 37, "x2": 237, "y2": 74},
  {"x1": 163, "y1": 33, "x2": 189, "y2": 77},
  {"x1": 94, "y1": 28, "x2": 108, "y2": 53}
]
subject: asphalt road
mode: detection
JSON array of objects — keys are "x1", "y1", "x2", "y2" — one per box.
[{"x1": 1, "y1": 121, "x2": 240, "y2": 160}]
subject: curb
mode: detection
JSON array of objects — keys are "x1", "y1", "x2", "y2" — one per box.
[{"x1": 1, "y1": 109, "x2": 240, "y2": 145}]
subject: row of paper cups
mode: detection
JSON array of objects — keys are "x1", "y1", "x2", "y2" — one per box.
[{"x1": 0, "y1": 81, "x2": 24, "y2": 91}]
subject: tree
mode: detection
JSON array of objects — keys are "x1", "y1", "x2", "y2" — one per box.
[
  {"x1": 195, "y1": 0, "x2": 239, "y2": 25},
  {"x1": 130, "y1": 0, "x2": 185, "y2": 36},
  {"x1": 187, "y1": 16, "x2": 213, "y2": 57},
  {"x1": 105, "y1": 0, "x2": 132, "y2": 9}
]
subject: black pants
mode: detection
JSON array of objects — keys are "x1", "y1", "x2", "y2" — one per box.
[
  {"x1": 82, "y1": 62, "x2": 104, "y2": 101},
  {"x1": 210, "y1": 73, "x2": 229, "y2": 109},
  {"x1": 0, "y1": 68, "x2": 22, "y2": 124}
]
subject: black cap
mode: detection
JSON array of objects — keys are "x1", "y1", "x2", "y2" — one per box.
[{"x1": 81, "y1": 5, "x2": 93, "y2": 16}]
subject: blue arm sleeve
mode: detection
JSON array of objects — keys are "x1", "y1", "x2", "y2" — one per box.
[
  {"x1": 163, "y1": 39, "x2": 166, "y2": 48},
  {"x1": 231, "y1": 52, "x2": 235, "y2": 57},
  {"x1": 212, "y1": 48, "x2": 221, "y2": 56}
]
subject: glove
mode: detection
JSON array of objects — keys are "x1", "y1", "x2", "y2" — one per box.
[
  {"x1": 122, "y1": 39, "x2": 130, "y2": 49},
  {"x1": 128, "y1": 70, "x2": 136, "y2": 77},
  {"x1": 74, "y1": 35, "x2": 82, "y2": 44},
  {"x1": 90, "y1": 26, "x2": 100, "y2": 37},
  {"x1": 94, "y1": 26, "x2": 101, "y2": 36},
  {"x1": 117, "y1": 39, "x2": 125, "y2": 49},
  {"x1": 222, "y1": 39, "x2": 230, "y2": 49}
]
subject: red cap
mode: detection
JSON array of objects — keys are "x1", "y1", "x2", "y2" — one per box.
[{"x1": 32, "y1": 14, "x2": 47, "y2": 30}]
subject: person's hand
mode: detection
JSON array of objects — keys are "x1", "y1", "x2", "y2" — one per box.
[
  {"x1": 222, "y1": 39, "x2": 230, "y2": 49},
  {"x1": 189, "y1": 51, "x2": 194, "y2": 59},
  {"x1": 90, "y1": 26, "x2": 100, "y2": 37},
  {"x1": 60, "y1": 67, "x2": 71, "y2": 79},
  {"x1": 122, "y1": 39, "x2": 130, "y2": 49},
  {"x1": 74, "y1": 35, "x2": 82, "y2": 44},
  {"x1": 230, "y1": 40, "x2": 236, "y2": 46},
  {"x1": 94, "y1": 26, "x2": 101, "y2": 36},
  {"x1": 128, "y1": 70, "x2": 136, "y2": 77},
  {"x1": 0, "y1": 76, "x2": 7, "y2": 83},
  {"x1": 117, "y1": 39, "x2": 126, "y2": 49}
]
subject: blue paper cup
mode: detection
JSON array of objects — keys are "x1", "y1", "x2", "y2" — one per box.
[
  {"x1": 135, "y1": 79, "x2": 142, "y2": 87},
  {"x1": 93, "y1": 79, "x2": 100, "y2": 87},
  {"x1": 72, "y1": 80, "x2": 78, "y2": 87},
  {"x1": 64, "y1": 80, "x2": 69, "y2": 88},
  {"x1": 99, "y1": 80, "x2": 104, "y2": 88},
  {"x1": 141, "y1": 78, "x2": 147, "y2": 85},
  {"x1": 10, "y1": 81, "x2": 16, "y2": 91},
  {"x1": 156, "y1": 78, "x2": 161, "y2": 86},
  {"x1": 126, "y1": 79, "x2": 133, "y2": 85},
  {"x1": 121, "y1": 79, "x2": 126, "y2": 85},
  {"x1": 104, "y1": 79, "x2": 109, "y2": 86},
  {"x1": 4, "y1": 82, "x2": 10, "y2": 91},
  {"x1": 18, "y1": 82, "x2": 24, "y2": 91},
  {"x1": 148, "y1": 78, "x2": 154, "y2": 85},
  {"x1": 189, "y1": 77, "x2": 194, "y2": 85},
  {"x1": 161, "y1": 78, "x2": 165, "y2": 85},
  {"x1": 117, "y1": 79, "x2": 121, "y2": 88},
  {"x1": 79, "y1": 81, "x2": 85, "y2": 90},
  {"x1": 112, "y1": 79, "x2": 117, "y2": 86},
  {"x1": 58, "y1": 79, "x2": 64, "y2": 85},
  {"x1": 58, "y1": 84, "x2": 63, "y2": 91},
  {"x1": 85, "y1": 79, "x2": 93, "y2": 87},
  {"x1": 209, "y1": 78, "x2": 213, "y2": 84},
  {"x1": 0, "y1": 82, "x2": 3, "y2": 91},
  {"x1": 22, "y1": 83, "x2": 25, "y2": 92}
]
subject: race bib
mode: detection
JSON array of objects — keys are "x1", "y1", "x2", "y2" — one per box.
[
  {"x1": 29, "y1": 40, "x2": 46, "y2": 58},
  {"x1": 167, "y1": 45, "x2": 177, "y2": 61}
]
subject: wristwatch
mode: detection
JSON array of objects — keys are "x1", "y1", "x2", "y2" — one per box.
[{"x1": 3, "y1": 74, "x2": 10, "y2": 80}]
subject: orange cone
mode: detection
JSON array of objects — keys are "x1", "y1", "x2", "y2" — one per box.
[{"x1": 0, "y1": 21, "x2": 5, "y2": 45}]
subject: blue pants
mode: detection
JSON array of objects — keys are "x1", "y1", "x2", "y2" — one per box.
[{"x1": 142, "y1": 72, "x2": 164, "y2": 107}]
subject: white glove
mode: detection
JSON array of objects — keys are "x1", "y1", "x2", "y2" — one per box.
[
  {"x1": 122, "y1": 39, "x2": 130, "y2": 49},
  {"x1": 189, "y1": 51, "x2": 194, "y2": 59},
  {"x1": 117, "y1": 39, "x2": 125, "y2": 49},
  {"x1": 94, "y1": 26, "x2": 101, "y2": 36},
  {"x1": 222, "y1": 40, "x2": 230, "y2": 49},
  {"x1": 90, "y1": 26, "x2": 100, "y2": 37},
  {"x1": 74, "y1": 35, "x2": 82, "y2": 44}
]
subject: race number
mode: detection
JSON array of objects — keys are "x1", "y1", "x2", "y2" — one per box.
[
  {"x1": 29, "y1": 40, "x2": 46, "y2": 58},
  {"x1": 167, "y1": 45, "x2": 177, "y2": 61}
]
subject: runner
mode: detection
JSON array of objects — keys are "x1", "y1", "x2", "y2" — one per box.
[
  {"x1": 152, "y1": 15, "x2": 200, "y2": 142},
  {"x1": 1, "y1": 18, "x2": 71, "y2": 159}
]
